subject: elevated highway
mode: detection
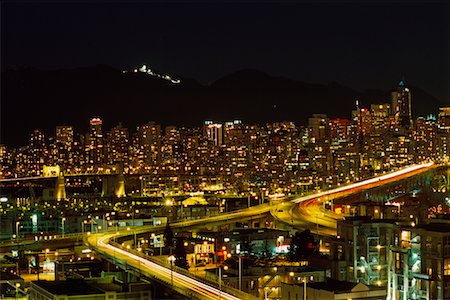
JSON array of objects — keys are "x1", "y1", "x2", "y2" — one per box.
[
  {"x1": 86, "y1": 163, "x2": 435, "y2": 298},
  {"x1": 273, "y1": 162, "x2": 436, "y2": 235}
]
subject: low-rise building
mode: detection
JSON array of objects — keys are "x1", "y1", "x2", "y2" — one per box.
[{"x1": 281, "y1": 278, "x2": 386, "y2": 300}]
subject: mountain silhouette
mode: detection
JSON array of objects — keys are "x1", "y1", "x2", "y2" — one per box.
[{"x1": 1, "y1": 65, "x2": 444, "y2": 147}]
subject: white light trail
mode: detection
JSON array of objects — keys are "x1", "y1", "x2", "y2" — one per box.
[
  {"x1": 292, "y1": 163, "x2": 434, "y2": 204},
  {"x1": 96, "y1": 234, "x2": 241, "y2": 300}
]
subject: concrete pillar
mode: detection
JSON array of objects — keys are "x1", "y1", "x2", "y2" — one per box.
[
  {"x1": 55, "y1": 175, "x2": 66, "y2": 200},
  {"x1": 101, "y1": 176, "x2": 116, "y2": 197},
  {"x1": 115, "y1": 174, "x2": 126, "y2": 198}
]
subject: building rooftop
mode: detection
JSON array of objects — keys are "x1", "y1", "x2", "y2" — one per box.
[
  {"x1": 418, "y1": 222, "x2": 450, "y2": 233},
  {"x1": 33, "y1": 279, "x2": 104, "y2": 296},
  {"x1": 307, "y1": 278, "x2": 384, "y2": 294},
  {"x1": 308, "y1": 279, "x2": 358, "y2": 292}
]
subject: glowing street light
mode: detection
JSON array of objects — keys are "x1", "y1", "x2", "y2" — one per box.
[
  {"x1": 219, "y1": 265, "x2": 229, "y2": 297},
  {"x1": 168, "y1": 255, "x2": 176, "y2": 288},
  {"x1": 16, "y1": 221, "x2": 20, "y2": 239},
  {"x1": 61, "y1": 217, "x2": 66, "y2": 238}
]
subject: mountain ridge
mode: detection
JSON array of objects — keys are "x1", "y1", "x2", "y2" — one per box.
[{"x1": 1, "y1": 65, "x2": 444, "y2": 147}]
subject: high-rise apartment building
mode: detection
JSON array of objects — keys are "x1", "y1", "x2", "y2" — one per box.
[
  {"x1": 137, "y1": 122, "x2": 161, "y2": 165},
  {"x1": 371, "y1": 104, "x2": 391, "y2": 134},
  {"x1": 107, "y1": 123, "x2": 129, "y2": 164},
  {"x1": 205, "y1": 122, "x2": 223, "y2": 146},
  {"x1": 87, "y1": 117, "x2": 104, "y2": 164},
  {"x1": 29, "y1": 129, "x2": 46, "y2": 175},
  {"x1": 56, "y1": 126, "x2": 74, "y2": 147},
  {"x1": 308, "y1": 114, "x2": 331, "y2": 181},
  {"x1": 391, "y1": 81, "x2": 412, "y2": 133}
]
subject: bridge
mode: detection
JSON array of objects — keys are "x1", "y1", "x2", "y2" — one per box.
[
  {"x1": 85, "y1": 162, "x2": 437, "y2": 298},
  {"x1": 0, "y1": 171, "x2": 126, "y2": 199}
]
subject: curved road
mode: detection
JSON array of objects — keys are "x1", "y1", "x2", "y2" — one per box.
[
  {"x1": 273, "y1": 162, "x2": 436, "y2": 235},
  {"x1": 87, "y1": 162, "x2": 435, "y2": 298},
  {"x1": 88, "y1": 232, "x2": 247, "y2": 300}
]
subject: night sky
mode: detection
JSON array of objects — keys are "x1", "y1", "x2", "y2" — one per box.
[{"x1": 2, "y1": 1, "x2": 450, "y2": 101}]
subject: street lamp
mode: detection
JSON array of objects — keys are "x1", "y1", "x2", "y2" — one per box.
[
  {"x1": 15, "y1": 283, "x2": 21, "y2": 298},
  {"x1": 61, "y1": 217, "x2": 66, "y2": 238},
  {"x1": 238, "y1": 254, "x2": 242, "y2": 291},
  {"x1": 219, "y1": 265, "x2": 228, "y2": 298},
  {"x1": 168, "y1": 255, "x2": 176, "y2": 288},
  {"x1": 16, "y1": 221, "x2": 20, "y2": 239},
  {"x1": 302, "y1": 277, "x2": 307, "y2": 300},
  {"x1": 82, "y1": 220, "x2": 87, "y2": 236}
]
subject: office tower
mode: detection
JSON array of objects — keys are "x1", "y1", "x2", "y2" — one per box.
[
  {"x1": 55, "y1": 126, "x2": 74, "y2": 147},
  {"x1": 54, "y1": 126, "x2": 74, "y2": 166},
  {"x1": 436, "y1": 107, "x2": 450, "y2": 160},
  {"x1": 137, "y1": 122, "x2": 161, "y2": 165},
  {"x1": 205, "y1": 122, "x2": 223, "y2": 146},
  {"x1": 107, "y1": 123, "x2": 129, "y2": 164},
  {"x1": 330, "y1": 119, "x2": 349, "y2": 142},
  {"x1": 371, "y1": 104, "x2": 391, "y2": 134},
  {"x1": 308, "y1": 114, "x2": 331, "y2": 179},
  {"x1": 87, "y1": 117, "x2": 104, "y2": 165},
  {"x1": 438, "y1": 107, "x2": 450, "y2": 130},
  {"x1": 29, "y1": 129, "x2": 46, "y2": 175},
  {"x1": 391, "y1": 81, "x2": 412, "y2": 133},
  {"x1": 414, "y1": 117, "x2": 437, "y2": 162}
]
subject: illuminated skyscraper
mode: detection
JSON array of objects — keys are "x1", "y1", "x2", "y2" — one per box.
[
  {"x1": 29, "y1": 129, "x2": 46, "y2": 175},
  {"x1": 107, "y1": 123, "x2": 129, "y2": 164},
  {"x1": 205, "y1": 122, "x2": 223, "y2": 146},
  {"x1": 391, "y1": 81, "x2": 412, "y2": 133},
  {"x1": 308, "y1": 114, "x2": 331, "y2": 179},
  {"x1": 56, "y1": 126, "x2": 73, "y2": 147},
  {"x1": 436, "y1": 107, "x2": 450, "y2": 160},
  {"x1": 88, "y1": 117, "x2": 103, "y2": 164},
  {"x1": 370, "y1": 104, "x2": 391, "y2": 133},
  {"x1": 137, "y1": 122, "x2": 161, "y2": 165}
]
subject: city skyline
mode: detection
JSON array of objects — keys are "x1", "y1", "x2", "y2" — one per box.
[
  {"x1": 2, "y1": 2, "x2": 450, "y2": 299},
  {"x1": 2, "y1": 66, "x2": 444, "y2": 147}
]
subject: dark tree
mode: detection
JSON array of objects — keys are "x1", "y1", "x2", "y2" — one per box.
[
  {"x1": 288, "y1": 229, "x2": 317, "y2": 261},
  {"x1": 262, "y1": 239, "x2": 271, "y2": 258},
  {"x1": 163, "y1": 222, "x2": 174, "y2": 249},
  {"x1": 174, "y1": 237, "x2": 190, "y2": 270},
  {"x1": 240, "y1": 236, "x2": 253, "y2": 255}
]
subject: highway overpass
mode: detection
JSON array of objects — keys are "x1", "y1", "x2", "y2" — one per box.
[{"x1": 86, "y1": 162, "x2": 436, "y2": 298}]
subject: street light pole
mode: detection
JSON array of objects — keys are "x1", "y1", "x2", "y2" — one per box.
[
  {"x1": 219, "y1": 266, "x2": 222, "y2": 300},
  {"x1": 61, "y1": 218, "x2": 66, "y2": 238},
  {"x1": 303, "y1": 277, "x2": 307, "y2": 300},
  {"x1": 168, "y1": 255, "x2": 176, "y2": 289},
  {"x1": 238, "y1": 254, "x2": 242, "y2": 291},
  {"x1": 16, "y1": 221, "x2": 20, "y2": 239}
]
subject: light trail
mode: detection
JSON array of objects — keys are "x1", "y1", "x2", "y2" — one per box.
[
  {"x1": 292, "y1": 162, "x2": 434, "y2": 204},
  {"x1": 94, "y1": 233, "x2": 242, "y2": 300},
  {"x1": 89, "y1": 163, "x2": 435, "y2": 297}
]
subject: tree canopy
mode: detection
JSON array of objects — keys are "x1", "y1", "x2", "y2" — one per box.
[
  {"x1": 288, "y1": 229, "x2": 317, "y2": 261},
  {"x1": 163, "y1": 222, "x2": 174, "y2": 248},
  {"x1": 174, "y1": 237, "x2": 190, "y2": 270}
]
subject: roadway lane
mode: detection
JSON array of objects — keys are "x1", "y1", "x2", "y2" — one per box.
[
  {"x1": 281, "y1": 162, "x2": 436, "y2": 235},
  {"x1": 87, "y1": 163, "x2": 435, "y2": 298},
  {"x1": 88, "y1": 232, "x2": 248, "y2": 300}
]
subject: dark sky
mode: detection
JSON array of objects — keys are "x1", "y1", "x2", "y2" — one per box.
[{"x1": 2, "y1": 1, "x2": 450, "y2": 101}]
